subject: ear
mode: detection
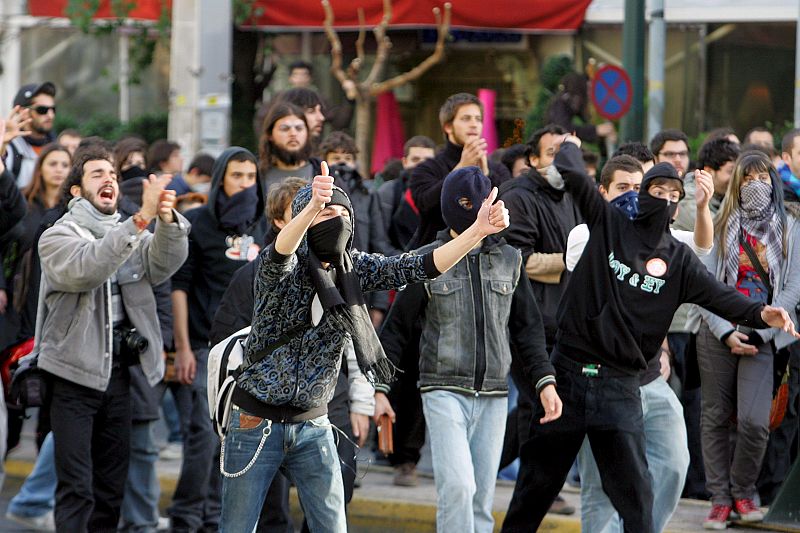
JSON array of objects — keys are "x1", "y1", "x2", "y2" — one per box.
[
  {"x1": 274, "y1": 218, "x2": 286, "y2": 229},
  {"x1": 443, "y1": 122, "x2": 454, "y2": 138},
  {"x1": 70, "y1": 185, "x2": 82, "y2": 199},
  {"x1": 598, "y1": 184, "x2": 608, "y2": 198},
  {"x1": 528, "y1": 154, "x2": 539, "y2": 169}
]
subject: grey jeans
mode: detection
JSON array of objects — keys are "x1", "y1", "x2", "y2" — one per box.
[{"x1": 697, "y1": 323, "x2": 773, "y2": 505}]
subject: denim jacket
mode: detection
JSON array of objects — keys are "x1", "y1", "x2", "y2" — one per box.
[{"x1": 379, "y1": 232, "x2": 555, "y2": 396}]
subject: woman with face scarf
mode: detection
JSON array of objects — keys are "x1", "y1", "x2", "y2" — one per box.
[{"x1": 696, "y1": 150, "x2": 800, "y2": 529}]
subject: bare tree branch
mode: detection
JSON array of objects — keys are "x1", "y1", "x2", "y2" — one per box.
[
  {"x1": 370, "y1": 3, "x2": 451, "y2": 95},
  {"x1": 321, "y1": 0, "x2": 350, "y2": 86},
  {"x1": 363, "y1": 0, "x2": 393, "y2": 87}
]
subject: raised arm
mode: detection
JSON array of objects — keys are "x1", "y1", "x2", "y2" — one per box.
[
  {"x1": 692, "y1": 170, "x2": 714, "y2": 251},
  {"x1": 554, "y1": 137, "x2": 609, "y2": 229}
]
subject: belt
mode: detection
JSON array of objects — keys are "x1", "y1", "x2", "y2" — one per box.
[{"x1": 552, "y1": 353, "x2": 637, "y2": 379}]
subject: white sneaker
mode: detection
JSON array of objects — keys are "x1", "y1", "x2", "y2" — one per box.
[
  {"x1": 157, "y1": 516, "x2": 171, "y2": 531},
  {"x1": 159, "y1": 442, "x2": 183, "y2": 460},
  {"x1": 5, "y1": 510, "x2": 56, "y2": 531}
]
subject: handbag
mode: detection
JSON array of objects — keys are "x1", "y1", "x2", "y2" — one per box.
[{"x1": 740, "y1": 232, "x2": 790, "y2": 431}]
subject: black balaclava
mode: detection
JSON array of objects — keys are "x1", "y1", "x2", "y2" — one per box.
[
  {"x1": 636, "y1": 162, "x2": 685, "y2": 234},
  {"x1": 441, "y1": 166, "x2": 491, "y2": 234},
  {"x1": 306, "y1": 188, "x2": 354, "y2": 263}
]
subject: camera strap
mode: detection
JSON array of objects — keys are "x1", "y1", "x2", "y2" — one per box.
[{"x1": 740, "y1": 230, "x2": 773, "y2": 304}]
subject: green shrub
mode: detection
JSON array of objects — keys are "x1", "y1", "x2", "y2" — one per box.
[{"x1": 54, "y1": 112, "x2": 168, "y2": 144}]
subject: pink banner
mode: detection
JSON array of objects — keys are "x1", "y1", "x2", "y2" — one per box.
[
  {"x1": 478, "y1": 89, "x2": 499, "y2": 154},
  {"x1": 371, "y1": 91, "x2": 406, "y2": 176}
]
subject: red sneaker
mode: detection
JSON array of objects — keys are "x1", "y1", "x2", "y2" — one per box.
[
  {"x1": 734, "y1": 498, "x2": 764, "y2": 522},
  {"x1": 703, "y1": 504, "x2": 732, "y2": 530}
]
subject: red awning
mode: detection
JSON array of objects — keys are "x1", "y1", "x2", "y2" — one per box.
[
  {"x1": 28, "y1": 0, "x2": 591, "y2": 33},
  {"x1": 247, "y1": 0, "x2": 592, "y2": 33},
  {"x1": 28, "y1": 0, "x2": 170, "y2": 21}
]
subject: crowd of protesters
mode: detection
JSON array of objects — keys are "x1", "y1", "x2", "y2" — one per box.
[{"x1": 0, "y1": 59, "x2": 798, "y2": 533}]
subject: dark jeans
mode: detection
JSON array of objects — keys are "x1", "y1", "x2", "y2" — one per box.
[
  {"x1": 668, "y1": 332, "x2": 709, "y2": 499},
  {"x1": 387, "y1": 333, "x2": 425, "y2": 467},
  {"x1": 500, "y1": 358, "x2": 538, "y2": 470},
  {"x1": 502, "y1": 355, "x2": 653, "y2": 533},
  {"x1": 49, "y1": 366, "x2": 132, "y2": 533},
  {"x1": 758, "y1": 343, "x2": 800, "y2": 504},
  {"x1": 167, "y1": 348, "x2": 219, "y2": 532}
]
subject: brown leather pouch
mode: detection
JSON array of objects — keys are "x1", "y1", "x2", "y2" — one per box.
[
  {"x1": 377, "y1": 413, "x2": 394, "y2": 456},
  {"x1": 163, "y1": 352, "x2": 178, "y2": 382}
]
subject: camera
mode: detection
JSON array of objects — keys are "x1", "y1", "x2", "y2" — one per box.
[{"x1": 113, "y1": 325, "x2": 149, "y2": 363}]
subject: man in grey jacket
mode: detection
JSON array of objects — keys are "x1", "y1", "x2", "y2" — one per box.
[{"x1": 36, "y1": 145, "x2": 190, "y2": 532}]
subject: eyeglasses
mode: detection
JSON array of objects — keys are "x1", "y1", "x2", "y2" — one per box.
[
  {"x1": 276, "y1": 124, "x2": 305, "y2": 133},
  {"x1": 658, "y1": 150, "x2": 689, "y2": 159},
  {"x1": 30, "y1": 105, "x2": 56, "y2": 115}
]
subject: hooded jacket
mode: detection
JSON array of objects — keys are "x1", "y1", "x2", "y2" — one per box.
[
  {"x1": 171, "y1": 147, "x2": 268, "y2": 348},
  {"x1": 498, "y1": 167, "x2": 582, "y2": 344},
  {"x1": 552, "y1": 142, "x2": 768, "y2": 373},
  {"x1": 235, "y1": 185, "x2": 440, "y2": 419}
]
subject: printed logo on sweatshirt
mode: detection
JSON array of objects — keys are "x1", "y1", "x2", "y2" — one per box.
[
  {"x1": 225, "y1": 234, "x2": 260, "y2": 261},
  {"x1": 645, "y1": 258, "x2": 667, "y2": 277},
  {"x1": 608, "y1": 252, "x2": 666, "y2": 294}
]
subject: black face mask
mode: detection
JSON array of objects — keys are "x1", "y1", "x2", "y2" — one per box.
[
  {"x1": 637, "y1": 194, "x2": 678, "y2": 232},
  {"x1": 121, "y1": 165, "x2": 147, "y2": 182},
  {"x1": 307, "y1": 215, "x2": 352, "y2": 264}
]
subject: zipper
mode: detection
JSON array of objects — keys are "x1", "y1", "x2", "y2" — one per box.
[{"x1": 468, "y1": 254, "x2": 487, "y2": 392}]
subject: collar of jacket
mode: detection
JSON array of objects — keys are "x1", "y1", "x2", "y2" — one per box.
[
  {"x1": 442, "y1": 140, "x2": 464, "y2": 166},
  {"x1": 524, "y1": 168, "x2": 566, "y2": 201},
  {"x1": 434, "y1": 228, "x2": 505, "y2": 253}
]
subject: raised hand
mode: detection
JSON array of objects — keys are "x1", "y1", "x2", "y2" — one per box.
[
  {"x1": 474, "y1": 187, "x2": 509, "y2": 236},
  {"x1": 3, "y1": 106, "x2": 32, "y2": 145},
  {"x1": 695, "y1": 169, "x2": 713, "y2": 209},
  {"x1": 309, "y1": 161, "x2": 334, "y2": 212},
  {"x1": 539, "y1": 385, "x2": 562, "y2": 424},
  {"x1": 458, "y1": 136, "x2": 488, "y2": 169},
  {"x1": 761, "y1": 305, "x2": 800, "y2": 338},
  {"x1": 141, "y1": 173, "x2": 174, "y2": 221}
]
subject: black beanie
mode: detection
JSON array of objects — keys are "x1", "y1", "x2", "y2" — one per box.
[
  {"x1": 441, "y1": 166, "x2": 491, "y2": 234},
  {"x1": 641, "y1": 162, "x2": 685, "y2": 199}
]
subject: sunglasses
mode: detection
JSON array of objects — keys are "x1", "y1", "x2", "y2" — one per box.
[{"x1": 30, "y1": 105, "x2": 56, "y2": 115}]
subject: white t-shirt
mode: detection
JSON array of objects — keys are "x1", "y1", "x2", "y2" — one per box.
[{"x1": 565, "y1": 223, "x2": 712, "y2": 272}]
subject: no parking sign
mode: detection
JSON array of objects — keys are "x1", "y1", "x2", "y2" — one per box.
[{"x1": 590, "y1": 65, "x2": 632, "y2": 121}]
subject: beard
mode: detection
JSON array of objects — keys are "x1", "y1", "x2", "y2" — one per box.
[
  {"x1": 270, "y1": 141, "x2": 312, "y2": 167},
  {"x1": 31, "y1": 118, "x2": 53, "y2": 135},
  {"x1": 83, "y1": 189, "x2": 118, "y2": 215}
]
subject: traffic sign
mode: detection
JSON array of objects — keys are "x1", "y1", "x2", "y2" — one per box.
[{"x1": 591, "y1": 65, "x2": 632, "y2": 121}]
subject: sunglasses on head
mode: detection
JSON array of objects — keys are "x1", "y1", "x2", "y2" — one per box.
[{"x1": 30, "y1": 105, "x2": 56, "y2": 115}]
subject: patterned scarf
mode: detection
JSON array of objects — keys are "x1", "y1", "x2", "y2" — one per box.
[{"x1": 723, "y1": 180, "x2": 783, "y2": 291}]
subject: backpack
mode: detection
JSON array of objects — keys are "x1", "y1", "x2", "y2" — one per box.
[
  {"x1": 207, "y1": 326, "x2": 250, "y2": 438},
  {"x1": 207, "y1": 322, "x2": 305, "y2": 438}
]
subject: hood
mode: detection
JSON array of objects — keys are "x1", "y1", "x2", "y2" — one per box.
[
  {"x1": 207, "y1": 146, "x2": 265, "y2": 225},
  {"x1": 640, "y1": 162, "x2": 685, "y2": 200},
  {"x1": 291, "y1": 183, "x2": 355, "y2": 256}
]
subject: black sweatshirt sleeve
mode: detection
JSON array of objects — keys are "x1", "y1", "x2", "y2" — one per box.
[
  {"x1": 376, "y1": 282, "x2": 428, "y2": 393},
  {"x1": 508, "y1": 263, "x2": 557, "y2": 394},
  {"x1": 209, "y1": 261, "x2": 257, "y2": 346},
  {"x1": 0, "y1": 168, "x2": 26, "y2": 236},
  {"x1": 555, "y1": 142, "x2": 609, "y2": 230},
  {"x1": 409, "y1": 160, "x2": 444, "y2": 219},
  {"x1": 682, "y1": 255, "x2": 768, "y2": 329}
]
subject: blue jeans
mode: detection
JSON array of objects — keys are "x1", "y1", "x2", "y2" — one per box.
[
  {"x1": 422, "y1": 390, "x2": 507, "y2": 533},
  {"x1": 119, "y1": 420, "x2": 160, "y2": 532},
  {"x1": 8, "y1": 432, "x2": 56, "y2": 517},
  {"x1": 578, "y1": 377, "x2": 689, "y2": 533},
  {"x1": 220, "y1": 409, "x2": 346, "y2": 533}
]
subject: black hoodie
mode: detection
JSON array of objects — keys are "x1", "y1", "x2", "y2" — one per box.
[
  {"x1": 553, "y1": 142, "x2": 768, "y2": 373},
  {"x1": 171, "y1": 147, "x2": 267, "y2": 348}
]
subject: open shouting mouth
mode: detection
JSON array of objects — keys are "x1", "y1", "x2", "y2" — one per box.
[{"x1": 99, "y1": 184, "x2": 115, "y2": 201}]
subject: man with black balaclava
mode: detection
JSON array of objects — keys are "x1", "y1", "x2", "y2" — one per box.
[
  {"x1": 501, "y1": 136, "x2": 800, "y2": 533},
  {"x1": 169, "y1": 147, "x2": 268, "y2": 532},
  {"x1": 219, "y1": 162, "x2": 510, "y2": 532}
]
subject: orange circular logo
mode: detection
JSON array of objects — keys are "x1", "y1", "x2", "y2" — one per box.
[{"x1": 646, "y1": 258, "x2": 667, "y2": 277}]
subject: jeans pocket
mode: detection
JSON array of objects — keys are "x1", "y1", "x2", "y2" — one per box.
[{"x1": 232, "y1": 410, "x2": 267, "y2": 432}]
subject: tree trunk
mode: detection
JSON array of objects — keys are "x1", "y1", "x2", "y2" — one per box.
[{"x1": 354, "y1": 97, "x2": 372, "y2": 174}]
